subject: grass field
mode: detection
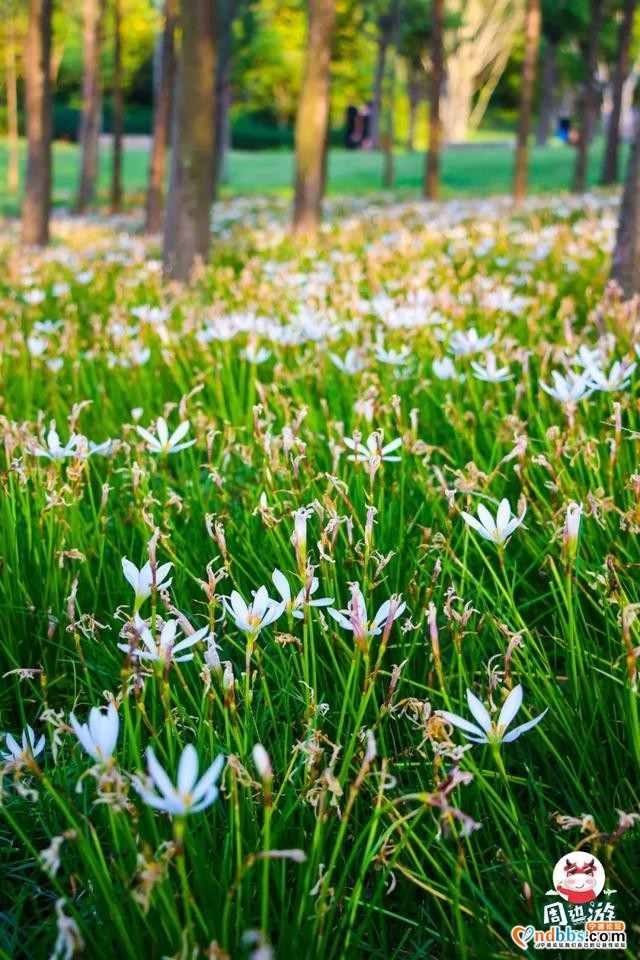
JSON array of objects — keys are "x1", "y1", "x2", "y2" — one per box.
[
  {"x1": 0, "y1": 138, "x2": 622, "y2": 216},
  {"x1": 1, "y1": 188, "x2": 638, "y2": 958}
]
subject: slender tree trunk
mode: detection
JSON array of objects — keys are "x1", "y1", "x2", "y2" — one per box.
[
  {"x1": 214, "y1": 0, "x2": 237, "y2": 195},
  {"x1": 406, "y1": 66, "x2": 420, "y2": 152},
  {"x1": 535, "y1": 38, "x2": 558, "y2": 146},
  {"x1": 425, "y1": 0, "x2": 443, "y2": 199},
  {"x1": 573, "y1": 0, "x2": 603, "y2": 193},
  {"x1": 370, "y1": 17, "x2": 391, "y2": 150},
  {"x1": 22, "y1": 0, "x2": 52, "y2": 246},
  {"x1": 602, "y1": 0, "x2": 636, "y2": 184},
  {"x1": 74, "y1": 0, "x2": 106, "y2": 212},
  {"x1": 5, "y1": 23, "x2": 20, "y2": 194},
  {"x1": 145, "y1": 0, "x2": 177, "y2": 233},
  {"x1": 611, "y1": 115, "x2": 640, "y2": 297},
  {"x1": 110, "y1": 0, "x2": 124, "y2": 212},
  {"x1": 162, "y1": 0, "x2": 217, "y2": 281},
  {"x1": 382, "y1": 0, "x2": 401, "y2": 189},
  {"x1": 292, "y1": 0, "x2": 335, "y2": 235},
  {"x1": 513, "y1": 0, "x2": 541, "y2": 206}
]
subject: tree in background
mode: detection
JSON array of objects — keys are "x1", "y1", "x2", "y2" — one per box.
[
  {"x1": 214, "y1": 0, "x2": 240, "y2": 193},
  {"x1": 163, "y1": 0, "x2": 217, "y2": 281},
  {"x1": 443, "y1": 0, "x2": 524, "y2": 143},
  {"x1": 382, "y1": 0, "x2": 402, "y2": 187},
  {"x1": 74, "y1": 0, "x2": 106, "y2": 212},
  {"x1": 513, "y1": 0, "x2": 540, "y2": 205},
  {"x1": 145, "y1": 0, "x2": 177, "y2": 232},
  {"x1": 611, "y1": 108, "x2": 640, "y2": 296},
  {"x1": 398, "y1": 0, "x2": 430, "y2": 153},
  {"x1": 370, "y1": 6, "x2": 394, "y2": 149},
  {"x1": 22, "y1": 0, "x2": 52, "y2": 245},
  {"x1": 292, "y1": 0, "x2": 335, "y2": 234},
  {"x1": 110, "y1": 0, "x2": 123, "y2": 212},
  {"x1": 425, "y1": 0, "x2": 443, "y2": 199},
  {"x1": 573, "y1": 0, "x2": 603, "y2": 193},
  {"x1": 602, "y1": 0, "x2": 637, "y2": 184},
  {"x1": 1, "y1": 1, "x2": 24, "y2": 195}
]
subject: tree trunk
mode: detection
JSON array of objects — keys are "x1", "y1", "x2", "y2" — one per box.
[
  {"x1": 74, "y1": 0, "x2": 106, "y2": 212},
  {"x1": 370, "y1": 16, "x2": 391, "y2": 150},
  {"x1": 162, "y1": 0, "x2": 217, "y2": 281},
  {"x1": 145, "y1": 0, "x2": 177, "y2": 233},
  {"x1": 442, "y1": 68, "x2": 474, "y2": 143},
  {"x1": 213, "y1": 0, "x2": 237, "y2": 195},
  {"x1": 611, "y1": 115, "x2": 640, "y2": 297},
  {"x1": 382, "y1": 0, "x2": 401, "y2": 189},
  {"x1": 292, "y1": 0, "x2": 335, "y2": 235},
  {"x1": 22, "y1": 0, "x2": 52, "y2": 246},
  {"x1": 602, "y1": 0, "x2": 636, "y2": 184},
  {"x1": 513, "y1": 0, "x2": 541, "y2": 206},
  {"x1": 573, "y1": 0, "x2": 603, "y2": 193},
  {"x1": 535, "y1": 38, "x2": 558, "y2": 146},
  {"x1": 406, "y1": 66, "x2": 420, "y2": 152},
  {"x1": 5, "y1": 23, "x2": 20, "y2": 194},
  {"x1": 110, "y1": 0, "x2": 124, "y2": 212},
  {"x1": 425, "y1": 0, "x2": 443, "y2": 199}
]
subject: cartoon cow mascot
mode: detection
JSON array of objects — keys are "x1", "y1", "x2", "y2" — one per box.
[{"x1": 555, "y1": 857, "x2": 599, "y2": 904}]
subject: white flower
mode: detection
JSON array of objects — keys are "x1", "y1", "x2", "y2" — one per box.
[
  {"x1": 69, "y1": 703, "x2": 119, "y2": 762},
  {"x1": 462, "y1": 498, "x2": 525, "y2": 544},
  {"x1": 328, "y1": 585, "x2": 406, "y2": 645},
  {"x1": 586, "y1": 360, "x2": 636, "y2": 393},
  {"x1": 33, "y1": 424, "x2": 85, "y2": 460},
  {"x1": 540, "y1": 370, "x2": 593, "y2": 405},
  {"x1": 374, "y1": 343, "x2": 412, "y2": 367},
  {"x1": 252, "y1": 743, "x2": 272, "y2": 781},
  {"x1": 118, "y1": 615, "x2": 209, "y2": 666},
  {"x1": 271, "y1": 569, "x2": 333, "y2": 619},
  {"x1": 223, "y1": 586, "x2": 285, "y2": 635},
  {"x1": 449, "y1": 327, "x2": 494, "y2": 356},
  {"x1": 433, "y1": 357, "x2": 465, "y2": 381},
  {"x1": 121, "y1": 556, "x2": 173, "y2": 609},
  {"x1": 136, "y1": 417, "x2": 196, "y2": 454},
  {"x1": 2, "y1": 725, "x2": 45, "y2": 765},
  {"x1": 343, "y1": 432, "x2": 402, "y2": 463},
  {"x1": 470, "y1": 352, "x2": 513, "y2": 383},
  {"x1": 133, "y1": 745, "x2": 224, "y2": 816},
  {"x1": 564, "y1": 501, "x2": 583, "y2": 550},
  {"x1": 242, "y1": 344, "x2": 271, "y2": 364},
  {"x1": 329, "y1": 348, "x2": 366, "y2": 374},
  {"x1": 438, "y1": 685, "x2": 547, "y2": 745}
]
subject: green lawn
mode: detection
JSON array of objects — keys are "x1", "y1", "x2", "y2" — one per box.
[{"x1": 0, "y1": 138, "x2": 622, "y2": 216}]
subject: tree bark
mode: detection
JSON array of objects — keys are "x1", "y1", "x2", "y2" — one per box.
[
  {"x1": 602, "y1": 0, "x2": 636, "y2": 184},
  {"x1": 573, "y1": 0, "x2": 603, "y2": 193},
  {"x1": 382, "y1": 0, "x2": 401, "y2": 189},
  {"x1": 611, "y1": 115, "x2": 640, "y2": 297},
  {"x1": 425, "y1": 0, "x2": 443, "y2": 199},
  {"x1": 292, "y1": 0, "x2": 335, "y2": 235},
  {"x1": 74, "y1": 0, "x2": 106, "y2": 212},
  {"x1": 145, "y1": 0, "x2": 177, "y2": 233},
  {"x1": 442, "y1": 68, "x2": 474, "y2": 143},
  {"x1": 110, "y1": 0, "x2": 124, "y2": 212},
  {"x1": 213, "y1": 0, "x2": 237, "y2": 196},
  {"x1": 5, "y1": 23, "x2": 19, "y2": 194},
  {"x1": 370, "y1": 15, "x2": 392, "y2": 150},
  {"x1": 406, "y1": 65, "x2": 421, "y2": 152},
  {"x1": 22, "y1": 0, "x2": 52, "y2": 246},
  {"x1": 162, "y1": 0, "x2": 217, "y2": 281},
  {"x1": 513, "y1": 0, "x2": 541, "y2": 206},
  {"x1": 535, "y1": 38, "x2": 558, "y2": 146}
]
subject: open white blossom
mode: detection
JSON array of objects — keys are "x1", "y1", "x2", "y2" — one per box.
[
  {"x1": 136, "y1": 417, "x2": 196, "y2": 454},
  {"x1": 2, "y1": 725, "x2": 45, "y2": 765},
  {"x1": 343, "y1": 433, "x2": 402, "y2": 463},
  {"x1": 540, "y1": 370, "x2": 593, "y2": 405},
  {"x1": 118, "y1": 615, "x2": 210, "y2": 666},
  {"x1": 70, "y1": 703, "x2": 119, "y2": 763},
  {"x1": 438, "y1": 685, "x2": 547, "y2": 745},
  {"x1": 461, "y1": 498, "x2": 526, "y2": 544},
  {"x1": 223, "y1": 586, "x2": 285, "y2": 635},
  {"x1": 33, "y1": 424, "x2": 85, "y2": 460},
  {"x1": 328, "y1": 585, "x2": 406, "y2": 644},
  {"x1": 121, "y1": 556, "x2": 173, "y2": 610},
  {"x1": 133, "y1": 745, "x2": 224, "y2": 816},
  {"x1": 272, "y1": 569, "x2": 333, "y2": 619},
  {"x1": 470, "y1": 352, "x2": 513, "y2": 383},
  {"x1": 449, "y1": 327, "x2": 494, "y2": 356}
]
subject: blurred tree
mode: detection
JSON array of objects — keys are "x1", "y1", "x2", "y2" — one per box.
[
  {"x1": 513, "y1": 0, "x2": 541, "y2": 205},
  {"x1": 383, "y1": 0, "x2": 402, "y2": 186},
  {"x1": 74, "y1": 0, "x2": 106, "y2": 212},
  {"x1": 293, "y1": 0, "x2": 335, "y2": 234},
  {"x1": 425, "y1": 0, "x2": 443, "y2": 198},
  {"x1": 370, "y1": 5, "x2": 394, "y2": 149},
  {"x1": 110, "y1": 0, "x2": 123, "y2": 211},
  {"x1": 214, "y1": 0, "x2": 241, "y2": 193},
  {"x1": 22, "y1": 0, "x2": 52, "y2": 245},
  {"x1": 535, "y1": 0, "x2": 584, "y2": 145},
  {"x1": 443, "y1": 0, "x2": 524, "y2": 143},
  {"x1": 573, "y1": 0, "x2": 603, "y2": 192},
  {"x1": 602, "y1": 0, "x2": 637, "y2": 183},
  {"x1": 399, "y1": 0, "x2": 430, "y2": 152},
  {"x1": 145, "y1": 0, "x2": 176, "y2": 232},
  {"x1": 163, "y1": 0, "x2": 216, "y2": 280},
  {"x1": 611, "y1": 106, "x2": 640, "y2": 295},
  {"x1": 4, "y1": 16, "x2": 19, "y2": 193}
]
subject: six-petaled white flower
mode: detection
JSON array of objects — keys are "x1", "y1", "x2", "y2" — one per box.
[
  {"x1": 136, "y1": 417, "x2": 196, "y2": 454},
  {"x1": 272, "y1": 568, "x2": 333, "y2": 619},
  {"x1": 118, "y1": 615, "x2": 210, "y2": 667},
  {"x1": 461, "y1": 498, "x2": 526, "y2": 544},
  {"x1": 2, "y1": 725, "x2": 45, "y2": 765},
  {"x1": 133, "y1": 745, "x2": 224, "y2": 816},
  {"x1": 70, "y1": 703, "x2": 119, "y2": 763},
  {"x1": 328, "y1": 584, "x2": 406, "y2": 647},
  {"x1": 437, "y1": 685, "x2": 547, "y2": 745},
  {"x1": 343, "y1": 433, "x2": 402, "y2": 463},
  {"x1": 122, "y1": 556, "x2": 173, "y2": 610},
  {"x1": 223, "y1": 586, "x2": 285, "y2": 636}
]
